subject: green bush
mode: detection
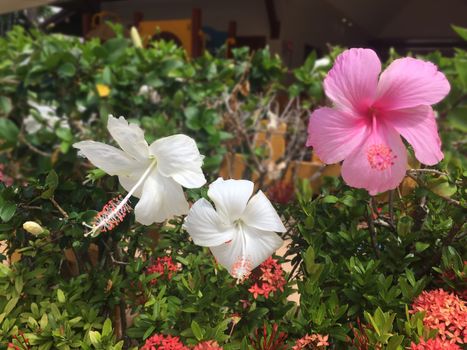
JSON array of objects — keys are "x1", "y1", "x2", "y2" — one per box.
[{"x1": 0, "y1": 24, "x2": 465, "y2": 350}]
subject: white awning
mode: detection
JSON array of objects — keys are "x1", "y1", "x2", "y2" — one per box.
[{"x1": 0, "y1": 0, "x2": 56, "y2": 15}]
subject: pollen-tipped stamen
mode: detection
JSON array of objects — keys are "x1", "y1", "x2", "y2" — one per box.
[
  {"x1": 367, "y1": 144, "x2": 396, "y2": 171},
  {"x1": 231, "y1": 224, "x2": 253, "y2": 281},
  {"x1": 91, "y1": 195, "x2": 132, "y2": 233},
  {"x1": 86, "y1": 158, "x2": 157, "y2": 237},
  {"x1": 231, "y1": 255, "x2": 253, "y2": 281}
]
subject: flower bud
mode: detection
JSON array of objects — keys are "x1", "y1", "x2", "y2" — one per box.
[
  {"x1": 130, "y1": 26, "x2": 143, "y2": 48},
  {"x1": 23, "y1": 221, "x2": 44, "y2": 236}
]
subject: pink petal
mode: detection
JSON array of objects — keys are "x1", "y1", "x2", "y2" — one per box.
[
  {"x1": 383, "y1": 105, "x2": 443, "y2": 165},
  {"x1": 375, "y1": 57, "x2": 450, "y2": 110},
  {"x1": 324, "y1": 48, "x2": 381, "y2": 114},
  {"x1": 341, "y1": 120, "x2": 407, "y2": 195},
  {"x1": 307, "y1": 107, "x2": 370, "y2": 164}
]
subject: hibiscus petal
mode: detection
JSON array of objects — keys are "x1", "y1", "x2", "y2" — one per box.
[
  {"x1": 324, "y1": 48, "x2": 381, "y2": 114},
  {"x1": 210, "y1": 225, "x2": 283, "y2": 279},
  {"x1": 341, "y1": 120, "x2": 407, "y2": 195},
  {"x1": 118, "y1": 164, "x2": 148, "y2": 198},
  {"x1": 375, "y1": 57, "x2": 450, "y2": 110},
  {"x1": 107, "y1": 115, "x2": 149, "y2": 162},
  {"x1": 73, "y1": 141, "x2": 137, "y2": 176},
  {"x1": 207, "y1": 178, "x2": 254, "y2": 222},
  {"x1": 307, "y1": 107, "x2": 370, "y2": 163},
  {"x1": 383, "y1": 105, "x2": 443, "y2": 165},
  {"x1": 242, "y1": 191, "x2": 286, "y2": 233},
  {"x1": 149, "y1": 134, "x2": 206, "y2": 188},
  {"x1": 183, "y1": 198, "x2": 235, "y2": 246},
  {"x1": 134, "y1": 172, "x2": 189, "y2": 225}
]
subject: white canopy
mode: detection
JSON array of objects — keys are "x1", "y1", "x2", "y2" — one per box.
[{"x1": 0, "y1": 0, "x2": 56, "y2": 15}]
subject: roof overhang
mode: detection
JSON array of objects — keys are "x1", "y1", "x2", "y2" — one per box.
[{"x1": 0, "y1": 0, "x2": 57, "y2": 15}]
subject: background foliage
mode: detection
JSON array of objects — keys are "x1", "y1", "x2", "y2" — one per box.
[{"x1": 0, "y1": 24, "x2": 465, "y2": 349}]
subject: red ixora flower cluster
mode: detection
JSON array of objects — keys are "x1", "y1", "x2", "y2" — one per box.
[
  {"x1": 248, "y1": 257, "x2": 286, "y2": 299},
  {"x1": 410, "y1": 289, "x2": 466, "y2": 345},
  {"x1": 145, "y1": 256, "x2": 180, "y2": 284},
  {"x1": 140, "y1": 334, "x2": 189, "y2": 350},
  {"x1": 140, "y1": 334, "x2": 222, "y2": 350},
  {"x1": 192, "y1": 340, "x2": 223, "y2": 350},
  {"x1": 7, "y1": 332, "x2": 30, "y2": 350},
  {"x1": 267, "y1": 181, "x2": 294, "y2": 204},
  {"x1": 145, "y1": 256, "x2": 180, "y2": 285},
  {"x1": 410, "y1": 337, "x2": 461, "y2": 350},
  {"x1": 292, "y1": 333, "x2": 329, "y2": 350}
]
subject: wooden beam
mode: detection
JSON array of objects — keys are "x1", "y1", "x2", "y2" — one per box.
[
  {"x1": 264, "y1": 0, "x2": 280, "y2": 39},
  {"x1": 191, "y1": 8, "x2": 202, "y2": 57},
  {"x1": 227, "y1": 20, "x2": 237, "y2": 57},
  {"x1": 133, "y1": 11, "x2": 143, "y2": 27}
]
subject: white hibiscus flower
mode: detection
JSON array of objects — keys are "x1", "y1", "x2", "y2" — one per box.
[
  {"x1": 183, "y1": 178, "x2": 285, "y2": 279},
  {"x1": 73, "y1": 115, "x2": 206, "y2": 233},
  {"x1": 24, "y1": 101, "x2": 69, "y2": 134}
]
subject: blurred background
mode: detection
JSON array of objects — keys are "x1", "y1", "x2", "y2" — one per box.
[{"x1": 1, "y1": 0, "x2": 467, "y2": 67}]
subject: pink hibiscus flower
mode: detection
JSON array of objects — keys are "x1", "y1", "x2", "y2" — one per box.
[{"x1": 307, "y1": 48, "x2": 450, "y2": 195}]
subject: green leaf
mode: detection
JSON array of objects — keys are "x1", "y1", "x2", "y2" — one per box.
[
  {"x1": 102, "y1": 66, "x2": 112, "y2": 84},
  {"x1": 454, "y1": 55, "x2": 467, "y2": 91},
  {"x1": 143, "y1": 325, "x2": 156, "y2": 340},
  {"x1": 397, "y1": 216, "x2": 413, "y2": 237},
  {"x1": 191, "y1": 320, "x2": 204, "y2": 341},
  {"x1": 415, "y1": 242, "x2": 430, "y2": 253},
  {"x1": 2, "y1": 297, "x2": 19, "y2": 317},
  {"x1": 0, "y1": 197, "x2": 16, "y2": 222},
  {"x1": 365, "y1": 311, "x2": 380, "y2": 336},
  {"x1": 56, "y1": 128, "x2": 73, "y2": 142},
  {"x1": 387, "y1": 335, "x2": 404, "y2": 350},
  {"x1": 184, "y1": 106, "x2": 201, "y2": 131},
  {"x1": 427, "y1": 176, "x2": 457, "y2": 197},
  {"x1": 39, "y1": 314, "x2": 49, "y2": 329},
  {"x1": 452, "y1": 25, "x2": 467, "y2": 41},
  {"x1": 31, "y1": 303, "x2": 39, "y2": 317},
  {"x1": 15, "y1": 275, "x2": 24, "y2": 294},
  {"x1": 102, "y1": 318, "x2": 112, "y2": 337},
  {"x1": 39, "y1": 314, "x2": 48, "y2": 329},
  {"x1": 0, "y1": 118, "x2": 19, "y2": 149},
  {"x1": 405, "y1": 269, "x2": 416, "y2": 287},
  {"x1": 41, "y1": 170, "x2": 59, "y2": 199},
  {"x1": 57, "y1": 289, "x2": 66, "y2": 303},
  {"x1": 89, "y1": 331, "x2": 101, "y2": 346},
  {"x1": 447, "y1": 106, "x2": 467, "y2": 132},
  {"x1": 58, "y1": 62, "x2": 76, "y2": 78},
  {"x1": 323, "y1": 195, "x2": 338, "y2": 204},
  {"x1": 0, "y1": 96, "x2": 13, "y2": 115},
  {"x1": 104, "y1": 38, "x2": 129, "y2": 63},
  {"x1": 340, "y1": 195, "x2": 356, "y2": 207}
]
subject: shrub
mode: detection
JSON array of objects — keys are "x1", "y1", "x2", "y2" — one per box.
[{"x1": 0, "y1": 24, "x2": 466, "y2": 350}]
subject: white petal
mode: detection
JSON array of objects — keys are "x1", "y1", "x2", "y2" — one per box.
[
  {"x1": 242, "y1": 191, "x2": 286, "y2": 232},
  {"x1": 117, "y1": 163, "x2": 149, "y2": 198},
  {"x1": 183, "y1": 198, "x2": 235, "y2": 246},
  {"x1": 207, "y1": 178, "x2": 253, "y2": 222},
  {"x1": 107, "y1": 115, "x2": 149, "y2": 162},
  {"x1": 134, "y1": 171, "x2": 189, "y2": 225},
  {"x1": 210, "y1": 225, "x2": 283, "y2": 279},
  {"x1": 149, "y1": 134, "x2": 206, "y2": 188},
  {"x1": 73, "y1": 141, "x2": 137, "y2": 176}
]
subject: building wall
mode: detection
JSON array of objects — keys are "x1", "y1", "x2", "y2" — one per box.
[{"x1": 103, "y1": 0, "x2": 467, "y2": 67}]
